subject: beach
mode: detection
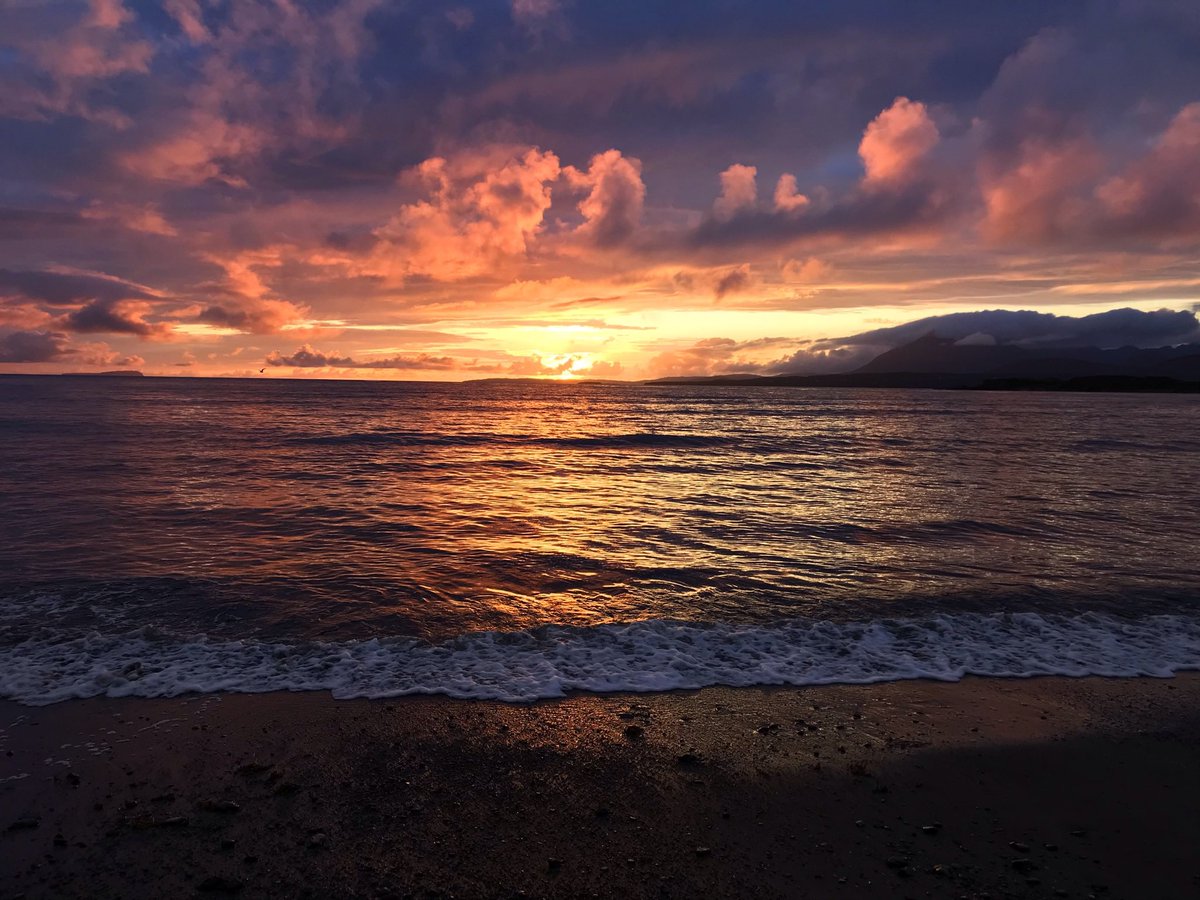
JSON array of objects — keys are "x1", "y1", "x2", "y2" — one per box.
[{"x1": 4, "y1": 674, "x2": 1199, "y2": 899}]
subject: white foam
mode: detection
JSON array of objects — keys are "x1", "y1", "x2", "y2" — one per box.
[{"x1": 2, "y1": 613, "x2": 1199, "y2": 706}]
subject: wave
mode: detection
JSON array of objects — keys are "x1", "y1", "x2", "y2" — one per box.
[{"x1": 2, "y1": 613, "x2": 1199, "y2": 706}]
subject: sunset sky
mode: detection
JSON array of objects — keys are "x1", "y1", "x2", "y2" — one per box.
[{"x1": 2, "y1": 0, "x2": 1199, "y2": 379}]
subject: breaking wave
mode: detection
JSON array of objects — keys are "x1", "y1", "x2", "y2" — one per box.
[{"x1": 3, "y1": 612, "x2": 1199, "y2": 706}]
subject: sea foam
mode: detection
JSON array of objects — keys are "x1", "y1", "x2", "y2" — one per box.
[{"x1": 2, "y1": 612, "x2": 1199, "y2": 706}]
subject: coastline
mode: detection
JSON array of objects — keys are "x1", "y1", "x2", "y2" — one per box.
[{"x1": 3, "y1": 675, "x2": 1199, "y2": 898}]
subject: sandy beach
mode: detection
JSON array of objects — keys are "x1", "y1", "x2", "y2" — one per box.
[{"x1": 2, "y1": 675, "x2": 1198, "y2": 899}]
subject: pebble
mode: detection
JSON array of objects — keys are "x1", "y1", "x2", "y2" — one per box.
[{"x1": 7, "y1": 817, "x2": 40, "y2": 831}]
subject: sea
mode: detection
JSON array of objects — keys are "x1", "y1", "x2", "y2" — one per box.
[{"x1": 1, "y1": 375, "x2": 1199, "y2": 705}]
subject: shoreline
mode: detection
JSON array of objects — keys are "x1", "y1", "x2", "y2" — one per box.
[{"x1": 3, "y1": 674, "x2": 1199, "y2": 898}]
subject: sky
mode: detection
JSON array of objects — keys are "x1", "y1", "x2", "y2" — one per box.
[{"x1": 1, "y1": 0, "x2": 1199, "y2": 380}]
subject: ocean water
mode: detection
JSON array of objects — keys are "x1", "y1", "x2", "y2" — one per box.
[{"x1": 1, "y1": 375, "x2": 1198, "y2": 704}]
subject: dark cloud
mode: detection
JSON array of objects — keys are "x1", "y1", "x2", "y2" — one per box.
[
  {"x1": 686, "y1": 177, "x2": 961, "y2": 254},
  {"x1": 0, "y1": 208, "x2": 84, "y2": 240},
  {"x1": 0, "y1": 269, "x2": 157, "y2": 306},
  {"x1": 0, "y1": 330, "x2": 71, "y2": 363},
  {"x1": 827, "y1": 307, "x2": 1200, "y2": 350},
  {"x1": 59, "y1": 299, "x2": 165, "y2": 337},
  {"x1": 266, "y1": 345, "x2": 458, "y2": 369},
  {"x1": 714, "y1": 266, "x2": 751, "y2": 298},
  {"x1": 196, "y1": 303, "x2": 300, "y2": 334},
  {"x1": 266, "y1": 345, "x2": 356, "y2": 367}
]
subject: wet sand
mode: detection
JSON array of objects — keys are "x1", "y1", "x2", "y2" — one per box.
[{"x1": 2, "y1": 675, "x2": 1199, "y2": 899}]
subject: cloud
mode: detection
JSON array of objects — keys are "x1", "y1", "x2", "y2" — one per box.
[
  {"x1": 780, "y1": 257, "x2": 830, "y2": 282},
  {"x1": 564, "y1": 149, "x2": 645, "y2": 246},
  {"x1": 265, "y1": 344, "x2": 622, "y2": 378},
  {"x1": 196, "y1": 299, "x2": 306, "y2": 335},
  {"x1": 2, "y1": 0, "x2": 152, "y2": 124},
  {"x1": 713, "y1": 164, "x2": 758, "y2": 221},
  {"x1": 1095, "y1": 102, "x2": 1200, "y2": 239},
  {"x1": 0, "y1": 269, "x2": 171, "y2": 337},
  {"x1": 0, "y1": 330, "x2": 72, "y2": 363},
  {"x1": 192, "y1": 250, "x2": 307, "y2": 333},
  {"x1": 509, "y1": 0, "x2": 567, "y2": 39},
  {"x1": 163, "y1": 0, "x2": 211, "y2": 43},
  {"x1": 0, "y1": 269, "x2": 157, "y2": 306},
  {"x1": 762, "y1": 344, "x2": 880, "y2": 375},
  {"x1": 978, "y1": 132, "x2": 1101, "y2": 242},
  {"x1": 266, "y1": 344, "x2": 457, "y2": 370},
  {"x1": 266, "y1": 345, "x2": 355, "y2": 367},
  {"x1": 827, "y1": 307, "x2": 1200, "y2": 350},
  {"x1": 59, "y1": 299, "x2": 167, "y2": 337},
  {"x1": 859, "y1": 97, "x2": 940, "y2": 186},
  {"x1": 686, "y1": 98, "x2": 957, "y2": 253},
  {"x1": 511, "y1": 0, "x2": 559, "y2": 20},
  {"x1": 714, "y1": 265, "x2": 752, "y2": 299},
  {"x1": 0, "y1": 329, "x2": 142, "y2": 367},
  {"x1": 109, "y1": 0, "x2": 384, "y2": 187},
  {"x1": 81, "y1": 203, "x2": 177, "y2": 236},
  {"x1": 73, "y1": 343, "x2": 145, "y2": 367},
  {"x1": 647, "y1": 335, "x2": 802, "y2": 377},
  {"x1": 773, "y1": 174, "x2": 809, "y2": 212},
  {"x1": 120, "y1": 111, "x2": 267, "y2": 186},
  {"x1": 373, "y1": 146, "x2": 562, "y2": 280}
]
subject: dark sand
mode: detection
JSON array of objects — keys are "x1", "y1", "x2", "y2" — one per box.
[{"x1": 2, "y1": 675, "x2": 1199, "y2": 899}]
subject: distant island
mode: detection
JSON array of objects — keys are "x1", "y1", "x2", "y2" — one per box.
[
  {"x1": 61, "y1": 370, "x2": 145, "y2": 377},
  {"x1": 651, "y1": 333, "x2": 1200, "y2": 392}
]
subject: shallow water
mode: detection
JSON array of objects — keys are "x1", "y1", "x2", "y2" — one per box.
[{"x1": 1, "y1": 375, "x2": 1198, "y2": 703}]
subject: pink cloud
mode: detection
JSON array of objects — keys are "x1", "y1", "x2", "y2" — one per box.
[
  {"x1": 1095, "y1": 102, "x2": 1200, "y2": 238},
  {"x1": 3, "y1": 0, "x2": 152, "y2": 124},
  {"x1": 81, "y1": 202, "x2": 177, "y2": 236},
  {"x1": 773, "y1": 174, "x2": 810, "y2": 212},
  {"x1": 163, "y1": 0, "x2": 211, "y2": 43},
  {"x1": 713, "y1": 164, "x2": 758, "y2": 221},
  {"x1": 859, "y1": 97, "x2": 940, "y2": 186},
  {"x1": 121, "y1": 110, "x2": 266, "y2": 186},
  {"x1": 979, "y1": 133, "x2": 1103, "y2": 242}
]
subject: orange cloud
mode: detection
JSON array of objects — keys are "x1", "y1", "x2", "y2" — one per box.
[
  {"x1": 565, "y1": 149, "x2": 646, "y2": 246},
  {"x1": 373, "y1": 146, "x2": 562, "y2": 280}
]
